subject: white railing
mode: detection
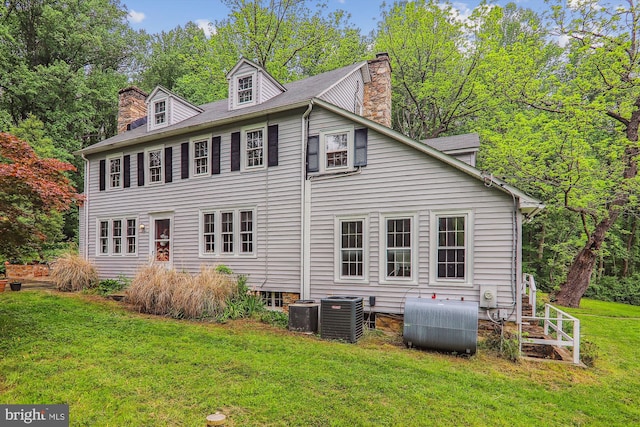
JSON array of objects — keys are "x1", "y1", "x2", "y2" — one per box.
[
  {"x1": 521, "y1": 304, "x2": 581, "y2": 365},
  {"x1": 523, "y1": 273, "x2": 537, "y2": 316}
]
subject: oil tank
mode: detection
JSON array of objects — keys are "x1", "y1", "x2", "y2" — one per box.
[
  {"x1": 320, "y1": 296, "x2": 363, "y2": 343},
  {"x1": 288, "y1": 300, "x2": 319, "y2": 333},
  {"x1": 403, "y1": 298, "x2": 478, "y2": 354}
]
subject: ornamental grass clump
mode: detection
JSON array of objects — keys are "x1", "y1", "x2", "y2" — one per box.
[
  {"x1": 125, "y1": 264, "x2": 239, "y2": 319},
  {"x1": 50, "y1": 253, "x2": 98, "y2": 292}
]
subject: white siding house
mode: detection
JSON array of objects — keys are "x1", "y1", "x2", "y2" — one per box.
[{"x1": 77, "y1": 54, "x2": 543, "y2": 323}]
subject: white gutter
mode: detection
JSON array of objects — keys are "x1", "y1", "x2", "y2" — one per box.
[
  {"x1": 81, "y1": 153, "x2": 90, "y2": 260},
  {"x1": 300, "y1": 101, "x2": 314, "y2": 300}
]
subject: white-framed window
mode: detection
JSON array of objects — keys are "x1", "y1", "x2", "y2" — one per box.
[
  {"x1": 335, "y1": 216, "x2": 368, "y2": 282},
  {"x1": 192, "y1": 137, "x2": 209, "y2": 176},
  {"x1": 199, "y1": 208, "x2": 256, "y2": 256},
  {"x1": 260, "y1": 291, "x2": 283, "y2": 308},
  {"x1": 237, "y1": 74, "x2": 253, "y2": 104},
  {"x1": 146, "y1": 147, "x2": 163, "y2": 184},
  {"x1": 202, "y1": 212, "x2": 215, "y2": 254},
  {"x1": 154, "y1": 100, "x2": 166, "y2": 125},
  {"x1": 320, "y1": 127, "x2": 354, "y2": 173},
  {"x1": 430, "y1": 211, "x2": 473, "y2": 287},
  {"x1": 96, "y1": 218, "x2": 137, "y2": 256},
  {"x1": 107, "y1": 154, "x2": 123, "y2": 190},
  {"x1": 221, "y1": 211, "x2": 234, "y2": 254},
  {"x1": 379, "y1": 213, "x2": 418, "y2": 284},
  {"x1": 241, "y1": 123, "x2": 267, "y2": 171}
]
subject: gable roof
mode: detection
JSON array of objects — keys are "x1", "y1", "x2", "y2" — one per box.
[
  {"x1": 422, "y1": 133, "x2": 480, "y2": 155},
  {"x1": 78, "y1": 61, "x2": 368, "y2": 156},
  {"x1": 310, "y1": 98, "x2": 544, "y2": 216},
  {"x1": 226, "y1": 57, "x2": 287, "y2": 93}
]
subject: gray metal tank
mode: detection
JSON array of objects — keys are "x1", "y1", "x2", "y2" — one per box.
[{"x1": 403, "y1": 298, "x2": 478, "y2": 354}]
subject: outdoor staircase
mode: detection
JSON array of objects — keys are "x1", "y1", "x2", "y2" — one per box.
[
  {"x1": 520, "y1": 274, "x2": 580, "y2": 364},
  {"x1": 520, "y1": 298, "x2": 572, "y2": 361}
]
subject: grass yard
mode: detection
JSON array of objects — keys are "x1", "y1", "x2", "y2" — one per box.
[{"x1": 1, "y1": 291, "x2": 639, "y2": 426}]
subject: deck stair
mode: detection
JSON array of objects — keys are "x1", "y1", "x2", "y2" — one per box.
[{"x1": 520, "y1": 274, "x2": 581, "y2": 364}]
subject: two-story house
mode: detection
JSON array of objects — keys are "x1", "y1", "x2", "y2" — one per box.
[{"x1": 76, "y1": 54, "x2": 543, "y2": 326}]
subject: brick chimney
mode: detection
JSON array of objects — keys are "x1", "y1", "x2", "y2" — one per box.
[
  {"x1": 363, "y1": 53, "x2": 392, "y2": 128},
  {"x1": 117, "y1": 86, "x2": 148, "y2": 134}
]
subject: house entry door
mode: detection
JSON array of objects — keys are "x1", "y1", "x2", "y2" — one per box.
[{"x1": 152, "y1": 217, "x2": 172, "y2": 263}]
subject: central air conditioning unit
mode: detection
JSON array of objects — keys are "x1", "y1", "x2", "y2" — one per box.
[
  {"x1": 320, "y1": 296, "x2": 364, "y2": 343},
  {"x1": 288, "y1": 300, "x2": 319, "y2": 333}
]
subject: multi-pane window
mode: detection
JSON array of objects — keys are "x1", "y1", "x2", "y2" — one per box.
[
  {"x1": 437, "y1": 216, "x2": 466, "y2": 279},
  {"x1": 240, "y1": 210, "x2": 253, "y2": 253},
  {"x1": 237, "y1": 76, "x2": 253, "y2": 104},
  {"x1": 99, "y1": 221, "x2": 109, "y2": 254},
  {"x1": 246, "y1": 129, "x2": 264, "y2": 168},
  {"x1": 194, "y1": 140, "x2": 209, "y2": 175},
  {"x1": 148, "y1": 149, "x2": 162, "y2": 184},
  {"x1": 221, "y1": 211, "x2": 234, "y2": 253},
  {"x1": 340, "y1": 220, "x2": 364, "y2": 277},
  {"x1": 325, "y1": 132, "x2": 348, "y2": 169},
  {"x1": 200, "y1": 209, "x2": 256, "y2": 256},
  {"x1": 386, "y1": 217, "x2": 412, "y2": 278},
  {"x1": 260, "y1": 291, "x2": 283, "y2": 308},
  {"x1": 109, "y1": 157, "x2": 122, "y2": 189},
  {"x1": 154, "y1": 100, "x2": 166, "y2": 125},
  {"x1": 112, "y1": 220, "x2": 122, "y2": 254},
  {"x1": 98, "y1": 218, "x2": 137, "y2": 256},
  {"x1": 203, "y1": 213, "x2": 215, "y2": 254},
  {"x1": 126, "y1": 219, "x2": 137, "y2": 254}
]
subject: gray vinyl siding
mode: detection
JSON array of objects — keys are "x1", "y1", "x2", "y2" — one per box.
[
  {"x1": 170, "y1": 97, "x2": 200, "y2": 123},
  {"x1": 319, "y1": 71, "x2": 364, "y2": 114},
  {"x1": 84, "y1": 112, "x2": 303, "y2": 293},
  {"x1": 259, "y1": 72, "x2": 283, "y2": 103},
  {"x1": 307, "y1": 107, "x2": 519, "y2": 318}
]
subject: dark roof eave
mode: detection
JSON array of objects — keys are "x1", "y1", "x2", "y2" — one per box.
[{"x1": 75, "y1": 99, "x2": 311, "y2": 156}]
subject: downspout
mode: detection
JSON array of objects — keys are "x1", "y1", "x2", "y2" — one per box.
[
  {"x1": 81, "y1": 154, "x2": 90, "y2": 260},
  {"x1": 300, "y1": 101, "x2": 314, "y2": 299}
]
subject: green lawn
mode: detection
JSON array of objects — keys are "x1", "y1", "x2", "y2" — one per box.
[{"x1": 1, "y1": 291, "x2": 639, "y2": 426}]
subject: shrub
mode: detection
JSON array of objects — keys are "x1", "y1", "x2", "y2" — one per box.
[
  {"x1": 50, "y1": 253, "x2": 98, "y2": 292},
  {"x1": 125, "y1": 264, "x2": 240, "y2": 319},
  {"x1": 96, "y1": 276, "x2": 130, "y2": 296},
  {"x1": 481, "y1": 325, "x2": 520, "y2": 362},
  {"x1": 259, "y1": 310, "x2": 289, "y2": 328},
  {"x1": 585, "y1": 275, "x2": 640, "y2": 306}
]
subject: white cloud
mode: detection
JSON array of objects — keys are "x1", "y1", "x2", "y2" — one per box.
[
  {"x1": 127, "y1": 9, "x2": 145, "y2": 24},
  {"x1": 196, "y1": 19, "x2": 216, "y2": 37},
  {"x1": 557, "y1": 34, "x2": 570, "y2": 47}
]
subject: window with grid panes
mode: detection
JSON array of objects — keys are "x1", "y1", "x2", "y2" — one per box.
[
  {"x1": 340, "y1": 220, "x2": 363, "y2": 277},
  {"x1": 386, "y1": 218, "x2": 412, "y2": 278}
]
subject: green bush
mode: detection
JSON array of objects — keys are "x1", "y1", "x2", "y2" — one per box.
[
  {"x1": 581, "y1": 339, "x2": 599, "y2": 367},
  {"x1": 259, "y1": 310, "x2": 289, "y2": 328},
  {"x1": 481, "y1": 326, "x2": 520, "y2": 362},
  {"x1": 585, "y1": 275, "x2": 640, "y2": 306},
  {"x1": 97, "y1": 276, "x2": 130, "y2": 296}
]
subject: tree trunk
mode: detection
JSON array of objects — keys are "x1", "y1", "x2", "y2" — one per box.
[{"x1": 622, "y1": 215, "x2": 637, "y2": 277}]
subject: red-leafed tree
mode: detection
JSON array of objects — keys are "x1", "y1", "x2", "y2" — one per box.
[{"x1": 0, "y1": 132, "x2": 82, "y2": 259}]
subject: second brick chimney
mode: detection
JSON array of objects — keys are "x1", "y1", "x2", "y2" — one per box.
[
  {"x1": 363, "y1": 53, "x2": 392, "y2": 128},
  {"x1": 117, "y1": 86, "x2": 148, "y2": 134}
]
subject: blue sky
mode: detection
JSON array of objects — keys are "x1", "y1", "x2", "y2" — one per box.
[{"x1": 122, "y1": 0, "x2": 546, "y2": 37}]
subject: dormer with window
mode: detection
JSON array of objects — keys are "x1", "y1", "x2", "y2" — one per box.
[
  {"x1": 227, "y1": 58, "x2": 286, "y2": 111},
  {"x1": 146, "y1": 86, "x2": 203, "y2": 132}
]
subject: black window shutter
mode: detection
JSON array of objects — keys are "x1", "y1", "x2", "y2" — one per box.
[
  {"x1": 354, "y1": 128, "x2": 368, "y2": 167},
  {"x1": 123, "y1": 155, "x2": 131, "y2": 188},
  {"x1": 137, "y1": 152, "x2": 144, "y2": 186},
  {"x1": 268, "y1": 124, "x2": 278, "y2": 167},
  {"x1": 181, "y1": 142, "x2": 189, "y2": 179},
  {"x1": 99, "y1": 159, "x2": 106, "y2": 191},
  {"x1": 231, "y1": 132, "x2": 240, "y2": 171},
  {"x1": 307, "y1": 135, "x2": 319, "y2": 173},
  {"x1": 164, "y1": 146, "x2": 173, "y2": 183},
  {"x1": 212, "y1": 136, "x2": 221, "y2": 175}
]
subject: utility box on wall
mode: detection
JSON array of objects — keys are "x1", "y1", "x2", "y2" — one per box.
[{"x1": 479, "y1": 285, "x2": 498, "y2": 308}]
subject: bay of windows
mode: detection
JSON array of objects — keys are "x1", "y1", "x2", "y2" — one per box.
[
  {"x1": 200, "y1": 208, "x2": 255, "y2": 256},
  {"x1": 98, "y1": 218, "x2": 137, "y2": 256}
]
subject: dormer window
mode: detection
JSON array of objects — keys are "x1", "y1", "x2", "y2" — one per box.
[
  {"x1": 154, "y1": 100, "x2": 166, "y2": 125},
  {"x1": 238, "y1": 75, "x2": 253, "y2": 104}
]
